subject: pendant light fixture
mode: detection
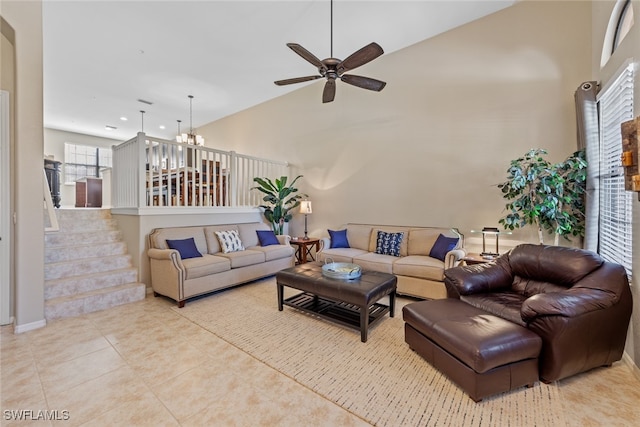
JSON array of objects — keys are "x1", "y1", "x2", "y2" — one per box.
[{"x1": 176, "y1": 95, "x2": 204, "y2": 146}]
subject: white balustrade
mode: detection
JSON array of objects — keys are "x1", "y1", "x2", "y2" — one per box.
[{"x1": 111, "y1": 132, "x2": 289, "y2": 209}]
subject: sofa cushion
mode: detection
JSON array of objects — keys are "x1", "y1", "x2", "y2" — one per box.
[
  {"x1": 215, "y1": 230, "x2": 245, "y2": 253},
  {"x1": 204, "y1": 225, "x2": 240, "y2": 254},
  {"x1": 461, "y1": 292, "x2": 528, "y2": 327},
  {"x1": 328, "y1": 229, "x2": 350, "y2": 248},
  {"x1": 318, "y1": 248, "x2": 368, "y2": 263},
  {"x1": 353, "y1": 252, "x2": 396, "y2": 274},
  {"x1": 407, "y1": 228, "x2": 442, "y2": 256},
  {"x1": 238, "y1": 222, "x2": 271, "y2": 248},
  {"x1": 217, "y1": 249, "x2": 265, "y2": 268},
  {"x1": 256, "y1": 230, "x2": 280, "y2": 246},
  {"x1": 374, "y1": 231, "x2": 404, "y2": 257},
  {"x1": 166, "y1": 237, "x2": 202, "y2": 260},
  {"x1": 429, "y1": 234, "x2": 460, "y2": 262},
  {"x1": 345, "y1": 224, "x2": 373, "y2": 251},
  {"x1": 183, "y1": 254, "x2": 230, "y2": 280},
  {"x1": 249, "y1": 244, "x2": 294, "y2": 262},
  {"x1": 508, "y1": 244, "x2": 604, "y2": 287},
  {"x1": 151, "y1": 226, "x2": 208, "y2": 255},
  {"x1": 393, "y1": 255, "x2": 445, "y2": 282}
]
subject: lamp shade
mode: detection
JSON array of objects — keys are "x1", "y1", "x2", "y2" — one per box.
[{"x1": 300, "y1": 200, "x2": 312, "y2": 214}]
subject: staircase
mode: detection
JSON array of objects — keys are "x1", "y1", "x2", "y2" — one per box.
[{"x1": 44, "y1": 209, "x2": 146, "y2": 321}]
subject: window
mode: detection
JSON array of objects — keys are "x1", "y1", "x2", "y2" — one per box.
[
  {"x1": 596, "y1": 63, "x2": 634, "y2": 276},
  {"x1": 613, "y1": 0, "x2": 634, "y2": 53},
  {"x1": 64, "y1": 143, "x2": 112, "y2": 184}
]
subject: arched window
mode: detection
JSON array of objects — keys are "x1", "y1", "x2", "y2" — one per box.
[
  {"x1": 601, "y1": 0, "x2": 635, "y2": 67},
  {"x1": 613, "y1": 0, "x2": 634, "y2": 52}
]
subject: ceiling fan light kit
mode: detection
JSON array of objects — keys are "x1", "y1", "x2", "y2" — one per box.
[{"x1": 274, "y1": 0, "x2": 386, "y2": 103}]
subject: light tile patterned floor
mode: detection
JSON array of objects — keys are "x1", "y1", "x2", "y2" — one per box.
[{"x1": 1, "y1": 285, "x2": 639, "y2": 426}]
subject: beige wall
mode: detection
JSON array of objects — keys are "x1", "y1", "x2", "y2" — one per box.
[
  {"x1": 199, "y1": 1, "x2": 592, "y2": 252},
  {"x1": 1, "y1": 0, "x2": 45, "y2": 330},
  {"x1": 44, "y1": 128, "x2": 121, "y2": 207},
  {"x1": 592, "y1": 0, "x2": 640, "y2": 370}
]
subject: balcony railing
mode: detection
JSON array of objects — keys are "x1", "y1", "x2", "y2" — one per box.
[{"x1": 111, "y1": 132, "x2": 289, "y2": 210}]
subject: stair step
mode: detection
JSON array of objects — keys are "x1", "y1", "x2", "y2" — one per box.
[
  {"x1": 54, "y1": 218, "x2": 118, "y2": 232},
  {"x1": 45, "y1": 229, "x2": 123, "y2": 248},
  {"x1": 45, "y1": 241, "x2": 128, "y2": 263},
  {"x1": 45, "y1": 282, "x2": 146, "y2": 321},
  {"x1": 54, "y1": 208, "x2": 112, "y2": 221},
  {"x1": 44, "y1": 254, "x2": 132, "y2": 281},
  {"x1": 45, "y1": 268, "x2": 139, "y2": 300}
]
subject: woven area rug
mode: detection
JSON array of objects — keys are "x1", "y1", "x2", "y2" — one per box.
[{"x1": 172, "y1": 278, "x2": 567, "y2": 427}]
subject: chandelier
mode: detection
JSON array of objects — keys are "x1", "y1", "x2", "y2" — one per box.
[{"x1": 176, "y1": 95, "x2": 204, "y2": 146}]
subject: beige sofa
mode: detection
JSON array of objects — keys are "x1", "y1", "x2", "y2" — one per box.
[
  {"x1": 317, "y1": 223, "x2": 465, "y2": 300},
  {"x1": 148, "y1": 222, "x2": 295, "y2": 307}
]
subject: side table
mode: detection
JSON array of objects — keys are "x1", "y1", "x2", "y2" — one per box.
[
  {"x1": 462, "y1": 253, "x2": 497, "y2": 265},
  {"x1": 290, "y1": 238, "x2": 320, "y2": 264}
]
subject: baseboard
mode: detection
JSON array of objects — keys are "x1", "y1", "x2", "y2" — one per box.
[
  {"x1": 13, "y1": 318, "x2": 46, "y2": 334},
  {"x1": 622, "y1": 352, "x2": 640, "y2": 382}
]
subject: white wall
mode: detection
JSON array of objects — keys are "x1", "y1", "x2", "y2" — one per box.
[
  {"x1": 199, "y1": 1, "x2": 592, "y2": 253},
  {"x1": 2, "y1": 0, "x2": 46, "y2": 331},
  {"x1": 592, "y1": 0, "x2": 640, "y2": 371}
]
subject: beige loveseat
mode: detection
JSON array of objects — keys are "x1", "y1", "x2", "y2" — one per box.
[
  {"x1": 317, "y1": 223, "x2": 465, "y2": 300},
  {"x1": 148, "y1": 222, "x2": 295, "y2": 307}
]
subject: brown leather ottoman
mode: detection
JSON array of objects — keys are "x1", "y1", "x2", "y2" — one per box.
[{"x1": 403, "y1": 299, "x2": 542, "y2": 402}]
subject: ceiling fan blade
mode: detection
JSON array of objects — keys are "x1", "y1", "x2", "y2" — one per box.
[
  {"x1": 340, "y1": 74, "x2": 386, "y2": 92},
  {"x1": 322, "y1": 79, "x2": 336, "y2": 103},
  {"x1": 338, "y1": 42, "x2": 384, "y2": 74},
  {"x1": 286, "y1": 43, "x2": 326, "y2": 71},
  {"x1": 274, "y1": 75, "x2": 322, "y2": 86}
]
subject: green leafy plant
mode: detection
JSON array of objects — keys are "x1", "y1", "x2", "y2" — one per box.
[
  {"x1": 497, "y1": 149, "x2": 587, "y2": 245},
  {"x1": 252, "y1": 175, "x2": 307, "y2": 235}
]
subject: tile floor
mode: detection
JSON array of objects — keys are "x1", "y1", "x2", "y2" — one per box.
[
  {"x1": 1, "y1": 293, "x2": 368, "y2": 427},
  {"x1": 1, "y1": 288, "x2": 639, "y2": 426}
]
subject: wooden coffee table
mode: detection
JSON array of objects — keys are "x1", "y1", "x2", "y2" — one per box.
[{"x1": 276, "y1": 263, "x2": 397, "y2": 342}]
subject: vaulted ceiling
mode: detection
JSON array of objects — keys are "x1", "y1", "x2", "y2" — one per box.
[{"x1": 43, "y1": 1, "x2": 515, "y2": 141}]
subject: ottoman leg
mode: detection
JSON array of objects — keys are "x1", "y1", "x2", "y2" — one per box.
[{"x1": 360, "y1": 306, "x2": 369, "y2": 343}]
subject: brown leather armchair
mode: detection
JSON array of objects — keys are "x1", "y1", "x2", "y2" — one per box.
[{"x1": 444, "y1": 244, "x2": 632, "y2": 382}]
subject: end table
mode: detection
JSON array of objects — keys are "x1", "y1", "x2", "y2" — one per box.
[
  {"x1": 290, "y1": 238, "x2": 320, "y2": 264},
  {"x1": 462, "y1": 253, "x2": 497, "y2": 265}
]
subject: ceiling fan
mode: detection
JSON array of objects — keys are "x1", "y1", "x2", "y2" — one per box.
[{"x1": 274, "y1": 0, "x2": 387, "y2": 103}]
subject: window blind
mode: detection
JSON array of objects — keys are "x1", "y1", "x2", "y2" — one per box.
[{"x1": 596, "y1": 63, "x2": 634, "y2": 276}]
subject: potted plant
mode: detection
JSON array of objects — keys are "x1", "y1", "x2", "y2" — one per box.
[
  {"x1": 252, "y1": 175, "x2": 307, "y2": 235},
  {"x1": 497, "y1": 149, "x2": 587, "y2": 245}
]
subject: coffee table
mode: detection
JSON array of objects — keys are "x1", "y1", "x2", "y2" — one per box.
[{"x1": 276, "y1": 263, "x2": 397, "y2": 342}]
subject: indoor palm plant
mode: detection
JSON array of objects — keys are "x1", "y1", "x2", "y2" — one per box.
[
  {"x1": 252, "y1": 175, "x2": 307, "y2": 235},
  {"x1": 497, "y1": 149, "x2": 587, "y2": 245}
]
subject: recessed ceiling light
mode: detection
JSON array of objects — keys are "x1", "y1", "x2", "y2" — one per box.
[
  {"x1": 120, "y1": 116, "x2": 128, "y2": 121},
  {"x1": 105, "y1": 125, "x2": 117, "y2": 131},
  {"x1": 159, "y1": 125, "x2": 165, "y2": 130}
]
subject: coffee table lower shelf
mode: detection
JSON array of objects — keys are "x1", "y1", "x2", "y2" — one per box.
[{"x1": 283, "y1": 292, "x2": 390, "y2": 337}]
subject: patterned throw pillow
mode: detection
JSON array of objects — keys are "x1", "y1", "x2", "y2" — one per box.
[
  {"x1": 375, "y1": 231, "x2": 404, "y2": 257},
  {"x1": 214, "y1": 230, "x2": 245, "y2": 253}
]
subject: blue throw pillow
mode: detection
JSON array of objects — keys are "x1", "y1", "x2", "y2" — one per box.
[
  {"x1": 166, "y1": 237, "x2": 202, "y2": 259},
  {"x1": 375, "y1": 231, "x2": 404, "y2": 257},
  {"x1": 256, "y1": 230, "x2": 280, "y2": 246},
  {"x1": 328, "y1": 229, "x2": 350, "y2": 249},
  {"x1": 429, "y1": 234, "x2": 460, "y2": 261}
]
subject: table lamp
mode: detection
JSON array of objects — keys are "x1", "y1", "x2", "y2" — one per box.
[{"x1": 300, "y1": 200, "x2": 312, "y2": 240}]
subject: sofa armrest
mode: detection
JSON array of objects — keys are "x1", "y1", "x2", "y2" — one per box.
[
  {"x1": 318, "y1": 237, "x2": 331, "y2": 253},
  {"x1": 148, "y1": 248, "x2": 183, "y2": 266},
  {"x1": 277, "y1": 235, "x2": 292, "y2": 246},
  {"x1": 444, "y1": 248, "x2": 466, "y2": 269},
  {"x1": 521, "y1": 288, "x2": 619, "y2": 322},
  {"x1": 444, "y1": 255, "x2": 513, "y2": 297}
]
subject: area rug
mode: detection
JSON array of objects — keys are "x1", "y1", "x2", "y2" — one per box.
[{"x1": 172, "y1": 279, "x2": 567, "y2": 427}]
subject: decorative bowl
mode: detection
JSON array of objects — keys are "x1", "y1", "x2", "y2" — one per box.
[{"x1": 322, "y1": 261, "x2": 362, "y2": 280}]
